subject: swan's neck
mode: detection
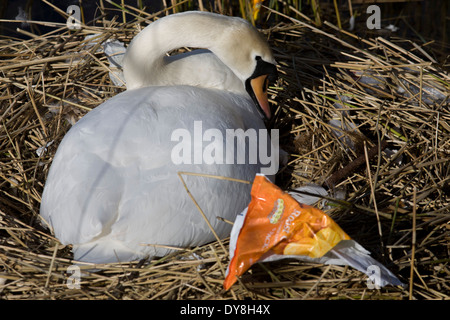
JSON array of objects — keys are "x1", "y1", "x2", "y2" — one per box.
[{"x1": 123, "y1": 12, "x2": 243, "y2": 90}]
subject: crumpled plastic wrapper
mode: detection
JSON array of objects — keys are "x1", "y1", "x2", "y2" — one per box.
[
  {"x1": 102, "y1": 39, "x2": 126, "y2": 87},
  {"x1": 224, "y1": 174, "x2": 404, "y2": 290}
]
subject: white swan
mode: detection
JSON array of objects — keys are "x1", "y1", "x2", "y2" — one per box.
[{"x1": 40, "y1": 11, "x2": 278, "y2": 264}]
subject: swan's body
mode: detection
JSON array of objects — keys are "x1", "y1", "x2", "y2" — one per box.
[{"x1": 40, "y1": 12, "x2": 278, "y2": 263}]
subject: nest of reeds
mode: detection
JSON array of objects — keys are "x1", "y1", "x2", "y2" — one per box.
[{"x1": 0, "y1": 4, "x2": 448, "y2": 300}]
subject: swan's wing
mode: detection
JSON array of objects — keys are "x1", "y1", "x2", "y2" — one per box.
[{"x1": 162, "y1": 50, "x2": 246, "y2": 93}]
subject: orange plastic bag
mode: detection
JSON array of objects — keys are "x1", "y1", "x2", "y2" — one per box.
[{"x1": 224, "y1": 174, "x2": 351, "y2": 290}]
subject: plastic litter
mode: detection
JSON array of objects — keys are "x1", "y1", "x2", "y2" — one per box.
[{"x1": 224, "y1": 174, "x2": 404, "y2": 290}]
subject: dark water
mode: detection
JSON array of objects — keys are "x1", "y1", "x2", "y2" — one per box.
[
  {"x1": 0, "y1": 0, "x2": 182, "y2": 38},
  {"x1": 1, "y1": 0, "x2": 448, "y2": 62}
]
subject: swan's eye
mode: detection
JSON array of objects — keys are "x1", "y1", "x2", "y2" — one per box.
[
  {"x1": 263, "y1": 76, "x2": 269, "y2": 93},
  {"x1": 252, "y1": 56, "x2": 278, "y2": 84}
]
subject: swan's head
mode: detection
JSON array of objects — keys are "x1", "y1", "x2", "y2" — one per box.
[
  {"x1": 210, "y1": 14, "x2": 278, "y2": 120},
  {"x1": 124, "y1": 11, "x2": 278, "y2": 119},
  {"x1": 244, "y1": 55, "x2": 278, "y2": 121}
]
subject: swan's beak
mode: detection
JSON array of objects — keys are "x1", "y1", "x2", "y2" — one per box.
[{"x1": 250, "y1": 75, "x2": 271, "y2": 120}]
